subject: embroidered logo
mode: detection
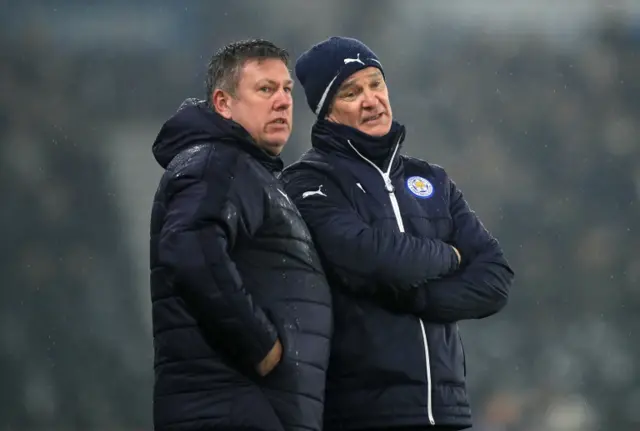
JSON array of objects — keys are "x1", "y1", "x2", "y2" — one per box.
[
  {"x1": 406, "y1": 176, "x2": 434, "y2": 198},
  {"x1": 343, "y1": 53, "x2": 364, "y2": 65},
  {"x1": 302, "y1": 185, "x2": 327, "y2": 199}
]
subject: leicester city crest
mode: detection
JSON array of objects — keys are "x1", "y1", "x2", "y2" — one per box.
[{"x1": 406, "y1": 176, "x2": 434, "y2": 198}]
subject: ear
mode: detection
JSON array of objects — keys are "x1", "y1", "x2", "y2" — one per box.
[
  {"x1": 212, "y1": 89, "x2": 233, "y2": 119},
  {"x1": 325, "y1": 103, "x2": 339, "y2": 124}
]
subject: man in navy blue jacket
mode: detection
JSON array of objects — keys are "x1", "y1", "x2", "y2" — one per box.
[
  {"x1": 282, "y1": 37, "x2": 514, "y2": 431},
  {"x1": 149, "y1": 40, "x2": 332, "y2": 431}
]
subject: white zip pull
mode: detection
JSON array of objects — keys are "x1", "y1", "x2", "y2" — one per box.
[
  {"x1": 382, "y1": 172, "x2": 405, "y2": 233},
  {"x1": 382, "y1": 174, "x2": 395, "y2": 193}
]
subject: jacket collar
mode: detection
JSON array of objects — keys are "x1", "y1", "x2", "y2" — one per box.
[{"x1": 311, "y1": 119, "x2": 406, "y2": 177}]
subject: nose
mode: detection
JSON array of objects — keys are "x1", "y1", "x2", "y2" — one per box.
[
  {"x1": 273, "y1": 88, "x2": 292, "y2": 111},
  {"x1": 361, "y1": 89, "x2": 379, "y2": 109}
]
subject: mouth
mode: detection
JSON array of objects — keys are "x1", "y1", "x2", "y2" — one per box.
[
  {"x1": 362, "y1": 112, "x2": 384, "y2": 123},
  {"x1": 269, "y1": 118, "x2": 289, "y2": 126}
]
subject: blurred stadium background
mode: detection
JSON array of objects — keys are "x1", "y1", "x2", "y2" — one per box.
[{"x1": 2, "y1": 1, "x2": 639, "y2": 430}]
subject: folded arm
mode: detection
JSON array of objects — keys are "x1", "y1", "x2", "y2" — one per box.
[
  {"x1": 380, "y1": 179, "x2": 514, "y2": 322},
  {"x1": 282, "y1": 167, "x2": 460, "y2": 298}
]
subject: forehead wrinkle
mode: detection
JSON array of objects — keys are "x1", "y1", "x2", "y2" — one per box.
[{"x1": 340, "y1": 71, "x2": 383, "y2": 90}]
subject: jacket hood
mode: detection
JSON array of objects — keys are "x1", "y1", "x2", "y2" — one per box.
[{"x1": 152, "y1": 98, "x2": 283, "y2": 170}]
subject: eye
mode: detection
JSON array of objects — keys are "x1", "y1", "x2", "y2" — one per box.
[
  {"x1": 371, "y1": 80, "x2": 381, "y2": 88},
  {"x1": 283, "y1": 86, "x2": 292, "y2": 94},
  {"x1": 259, "y1": 86, "x2": 273, "y2": 93}
]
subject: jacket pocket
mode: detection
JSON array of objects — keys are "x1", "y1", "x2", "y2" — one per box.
[
  {"x1": 425, "y1": 322, "x2": 466, "y2": 385},
  {"x1": 458, "y1": 328, "x2": 466, "y2": 377}
]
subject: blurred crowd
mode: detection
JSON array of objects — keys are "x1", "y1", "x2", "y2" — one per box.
[{"x1": 1, "y1": 3, "x2": 638, "y2": 430}]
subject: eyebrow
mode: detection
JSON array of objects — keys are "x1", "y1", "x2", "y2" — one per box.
[
  {"x1": 339, "y1": 71, "x2": 382, "y2": 91},
  {"x1": 258, "y1": 79, "x2": 294, "y2": 87}
]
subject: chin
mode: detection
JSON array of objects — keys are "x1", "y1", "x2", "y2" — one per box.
[
  {"x1": 362, "y1": 122, "x2": 391, "y2": 137},
  {"x1": 261, "y1": 138, "x2": 288, "y2": 155}
]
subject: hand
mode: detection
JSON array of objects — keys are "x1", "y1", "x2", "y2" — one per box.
[
  {"x1": 256, "y1": 338, "x2": 283, "y2": 376},
  {"x1": 451, "y1": 246, "x2": 462, "y2": 265}
]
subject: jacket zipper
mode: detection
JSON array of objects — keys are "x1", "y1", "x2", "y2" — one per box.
[
  {"x1": 419, "y1": 320, "x2": 435, "y2": 424},
  {"x1": 347, "y1": 137, "x2": 435, "y2": 425}
]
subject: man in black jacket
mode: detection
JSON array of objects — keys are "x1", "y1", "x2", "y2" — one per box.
[
  {"x1": 282, "y1": 37, "x2": 515, "y2": 431},
  {"x1": 149, "y1": 39, "x2": 332, "y2": 431}
]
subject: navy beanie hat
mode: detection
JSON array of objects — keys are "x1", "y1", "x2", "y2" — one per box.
[{"x1": 295, "y1": 36, "x2": 384, "y2": 118}]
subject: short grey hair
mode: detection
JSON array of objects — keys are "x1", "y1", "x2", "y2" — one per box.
[{"x1": 205, "y1": 39, "x2": 289, "y2": 104}]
